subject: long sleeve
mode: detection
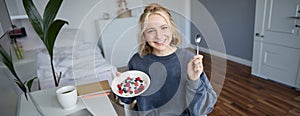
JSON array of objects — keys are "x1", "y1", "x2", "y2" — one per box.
[
  {"x1": 118, "y1": 49, "x2": 217, "y2": 115},
  {"x1": 185, "y1": 72, "x2": 217, "y2": 115}
]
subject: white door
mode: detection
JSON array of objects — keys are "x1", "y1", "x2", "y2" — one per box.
[{"x1": 252, "y1": 0, "x2": 300, "y2": 87}]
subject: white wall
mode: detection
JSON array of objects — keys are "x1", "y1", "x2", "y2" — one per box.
[
  {"x1": 7, "y1": 0, "x2": 144, "y2": 28},
  {"x1": 0, "y1": 23, "x2": 3, "y2": 36},
  {"x1": 193, "y1": 0, "x2": 255, "y2": 64},
  {"x1": 6, "y1": 0, "x2": 191, "y2": 51},
  {"x1": 0, "y1": 0, "x2": 12, "y2": 35}
]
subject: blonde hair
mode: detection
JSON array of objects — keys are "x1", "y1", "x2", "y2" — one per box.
[{"x1": 138, "y1": 3, "x2": 181, "y2": 56}]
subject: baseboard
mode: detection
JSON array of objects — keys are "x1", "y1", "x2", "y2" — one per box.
[
  {"x1": 251, "y1": 72, "x2": 268, "y2": 79},
  {"x1": 252, "y1": 72, "x2": 299, "y2": 89},
  {"x1": 198, "y1": 47, "x2": 252, "y2": 67}
]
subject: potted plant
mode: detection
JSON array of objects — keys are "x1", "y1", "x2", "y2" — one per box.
[
  {"x1": 22, "y1": 0, "x2": 68, "y2": 87},
  {"x1": 0, "y1": 43, "x2": 36, "y2": 100}
]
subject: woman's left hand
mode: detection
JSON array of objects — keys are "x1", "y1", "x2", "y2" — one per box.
[{"x1": 187, "y1": 55, "x2": 204, "y2": 80}]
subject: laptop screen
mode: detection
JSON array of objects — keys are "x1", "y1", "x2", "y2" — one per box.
[
  {"x1": 0, "y1": 69, "x2": 20, "y2": 116},
  {"x1": 0, "y1": 32, "x2": 20, "y2": 115}
]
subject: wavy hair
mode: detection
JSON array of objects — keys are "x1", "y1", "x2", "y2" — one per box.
[{"x1": 138, "y1": 3, "x2": 181, "y2": 56}]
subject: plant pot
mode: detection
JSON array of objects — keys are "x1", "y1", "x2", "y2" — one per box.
[{"x1": 117, "y1": 9, "x2": 132, "y2": 18}]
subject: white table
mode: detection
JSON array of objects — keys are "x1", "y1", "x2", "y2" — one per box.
[{"x1": 18, "y1": 87, "x2": 117, "y2": 116}]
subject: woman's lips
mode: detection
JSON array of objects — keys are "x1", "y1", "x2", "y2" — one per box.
[{"x1": 152, "y1": 39, "x2": 167, "y2": 45}]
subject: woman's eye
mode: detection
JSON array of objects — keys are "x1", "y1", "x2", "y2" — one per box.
[
  {"x1": 162, "y1": 26, "x2": 169, "y2": 30},
  {"x1": 147, "y1": 29, "x2": 155, "y2": 33}
]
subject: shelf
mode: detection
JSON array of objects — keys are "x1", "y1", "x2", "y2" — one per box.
[{"x1": 10, "y1": 15, "x2": 28, "y2": 20}]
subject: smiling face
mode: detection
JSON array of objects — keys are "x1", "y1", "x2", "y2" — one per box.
[
  {"x1": 138, "y1": 3, "x2": 181, "y2": 56},
  {"x1": 143, "y1": 14, "x2": 174, "y2": 55}
]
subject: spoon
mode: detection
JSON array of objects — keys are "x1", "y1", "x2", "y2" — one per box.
[{"x1": 195, "y1": 34, "x2": 202, "y2": 55}]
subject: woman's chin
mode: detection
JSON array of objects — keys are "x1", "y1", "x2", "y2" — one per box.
[{"x1": 153, "y1": 45, "x2": 168, "y2": 51}]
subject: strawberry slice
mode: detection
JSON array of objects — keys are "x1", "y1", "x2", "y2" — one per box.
[
  {"x1": 117, "y1": 84, "x2": 122, "y2": 90},
  {"x1": 127, "y1": 87, "x2": 131, "y2": 92},
  {"x1": 134, "y1": 82, "x2": 139, "y2": 86},
  {"x1": 125, "y1": 82, "x2": 130, "y2": 87},
  {"x1": 136, "y1": 77, "x2": 141, "y2": 81},
  {"x1": 139, "y1": 85, "x2": 144, "y2": 90},
  {"x1": 134, "y1": 89, "x2": 139, "y2": 94},
  {"x1": 119, "y1": 90, "x2": 123, "y2": 94}
]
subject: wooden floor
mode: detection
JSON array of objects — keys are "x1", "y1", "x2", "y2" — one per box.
[
  {"x1": 110, "y1": 50, "x2": 300, "y2": 116},
  {"x1": 200, "y1": 52, "x2": 300, "y2": 116}
]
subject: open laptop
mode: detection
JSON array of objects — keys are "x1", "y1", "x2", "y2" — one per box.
[{"x1": 0, "y1": 32, "x2": 21, "y2": 115}]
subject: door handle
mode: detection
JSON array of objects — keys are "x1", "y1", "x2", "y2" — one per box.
[
  {"x1": 255, "y1": 33, "x2": 264, "y2": 38},
  {"x1": 289, "y1": 16, "x2": 300, "y2": 19},
  {"x1": 295, "y1": 25, "x2": 300, "y2": 35}
]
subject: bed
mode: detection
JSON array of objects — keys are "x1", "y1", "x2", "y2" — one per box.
[{"x1": 37, "y1": 28, "x2": 116, "y2": 89}]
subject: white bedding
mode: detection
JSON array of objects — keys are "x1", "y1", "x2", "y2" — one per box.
[{"x1": 37, "y1": 29, "x2": 116, "y2": 89}]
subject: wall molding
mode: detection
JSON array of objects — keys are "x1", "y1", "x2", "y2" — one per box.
[{"x1": 199, "y1": 46, "x2": 252, "y2": 67}]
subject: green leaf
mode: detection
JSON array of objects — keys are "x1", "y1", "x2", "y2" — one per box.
[
  {"x1": 15, "y1": 79, "x2": 28, "y2": 100},
  {"x1": 0, "y1": 45, "x2": 18, "y2": 78},
  {"x1": 1, "y1": 45, "x2": 28, "y2": 100},
  {"x1": 57, "y1": 72, "x2": 62, "y2": 84},
  {"x1": 43, "y1": 0, "x2": 63, "y2": 37},
  {"x1": 26, "y1": 77, "x2": 38, "y2": 92},
  {"x1": 22, "y1": 0, "x2": 44, "y2": 41},
  {"x1": 0, "y1": 45, "x2": 11, "y2": 65},
  {"x1": 46, "y1": 19, "x2": 68, "y2": 58},
  {"x1": 0, "y1": 45, "x2": 10, "y2": 62},
  {"x1": 22, "y1": 0, "x2": 68, "y2": 87}
]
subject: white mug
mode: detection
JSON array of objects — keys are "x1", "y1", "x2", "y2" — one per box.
[{"x1": 56, "y1": 85, "x2": 78, "y2": 110}]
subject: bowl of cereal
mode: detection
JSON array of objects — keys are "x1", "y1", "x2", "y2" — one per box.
[{"x1": 111, "y1": 70, "x2": 150, "y2": 97}]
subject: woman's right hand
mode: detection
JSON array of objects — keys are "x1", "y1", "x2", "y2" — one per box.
[
  {"x1": 187, "y1": 54, "x2": 204, "y2": 81},
  {"x1": 116, "y1": 71, "x2": 121, "y2": 77},
  {"x1": 112, "y1": 67, "x2": 121, "y2": 78}
]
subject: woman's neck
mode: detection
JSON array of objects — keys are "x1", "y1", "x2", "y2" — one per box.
[{"x1": 152, "y1": 46, "x2": 177, "y2": 56}]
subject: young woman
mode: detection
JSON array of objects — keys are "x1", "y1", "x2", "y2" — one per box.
[{"x1": 117, "y1": 3, "x2": 217, "y2": 115}]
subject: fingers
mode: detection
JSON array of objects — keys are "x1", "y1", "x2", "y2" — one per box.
[
  {"x1": 187, "y1": 55, "x2": 204, "y2": 80},
  {"x1": 116, "y1": 71, "x2": 121, "y2": 77},
  {"x1": 193, "y1": 54, "x2": 203, "y2": 60},
  {"x1": 192, "y1": 55, "x2": 204, "y2": 72}
]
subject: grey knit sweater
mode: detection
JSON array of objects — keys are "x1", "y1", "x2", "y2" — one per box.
[{"x1": 119, "y1": 48, "x2": 217, "y2": 116}]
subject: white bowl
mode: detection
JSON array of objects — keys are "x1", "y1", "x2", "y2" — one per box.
[{"x1": 111, "y1": 70, "x2": 150, "y2": 98}]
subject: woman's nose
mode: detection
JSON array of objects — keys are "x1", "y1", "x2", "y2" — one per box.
[{"x1": 155, "y1": 30, "x2": 163, "y2": 40}]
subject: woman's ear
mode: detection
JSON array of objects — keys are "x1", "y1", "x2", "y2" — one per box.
[
  {"x1": 142, "y1": 34, "x2": 147, "y2": 42},
  {"x1": 169, "y1": 35, "x2": 174, "y2": 45}
]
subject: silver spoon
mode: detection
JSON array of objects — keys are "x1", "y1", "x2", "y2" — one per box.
[{"x1": 195, "y1": 34, "x2": 202, "y2": 55}]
